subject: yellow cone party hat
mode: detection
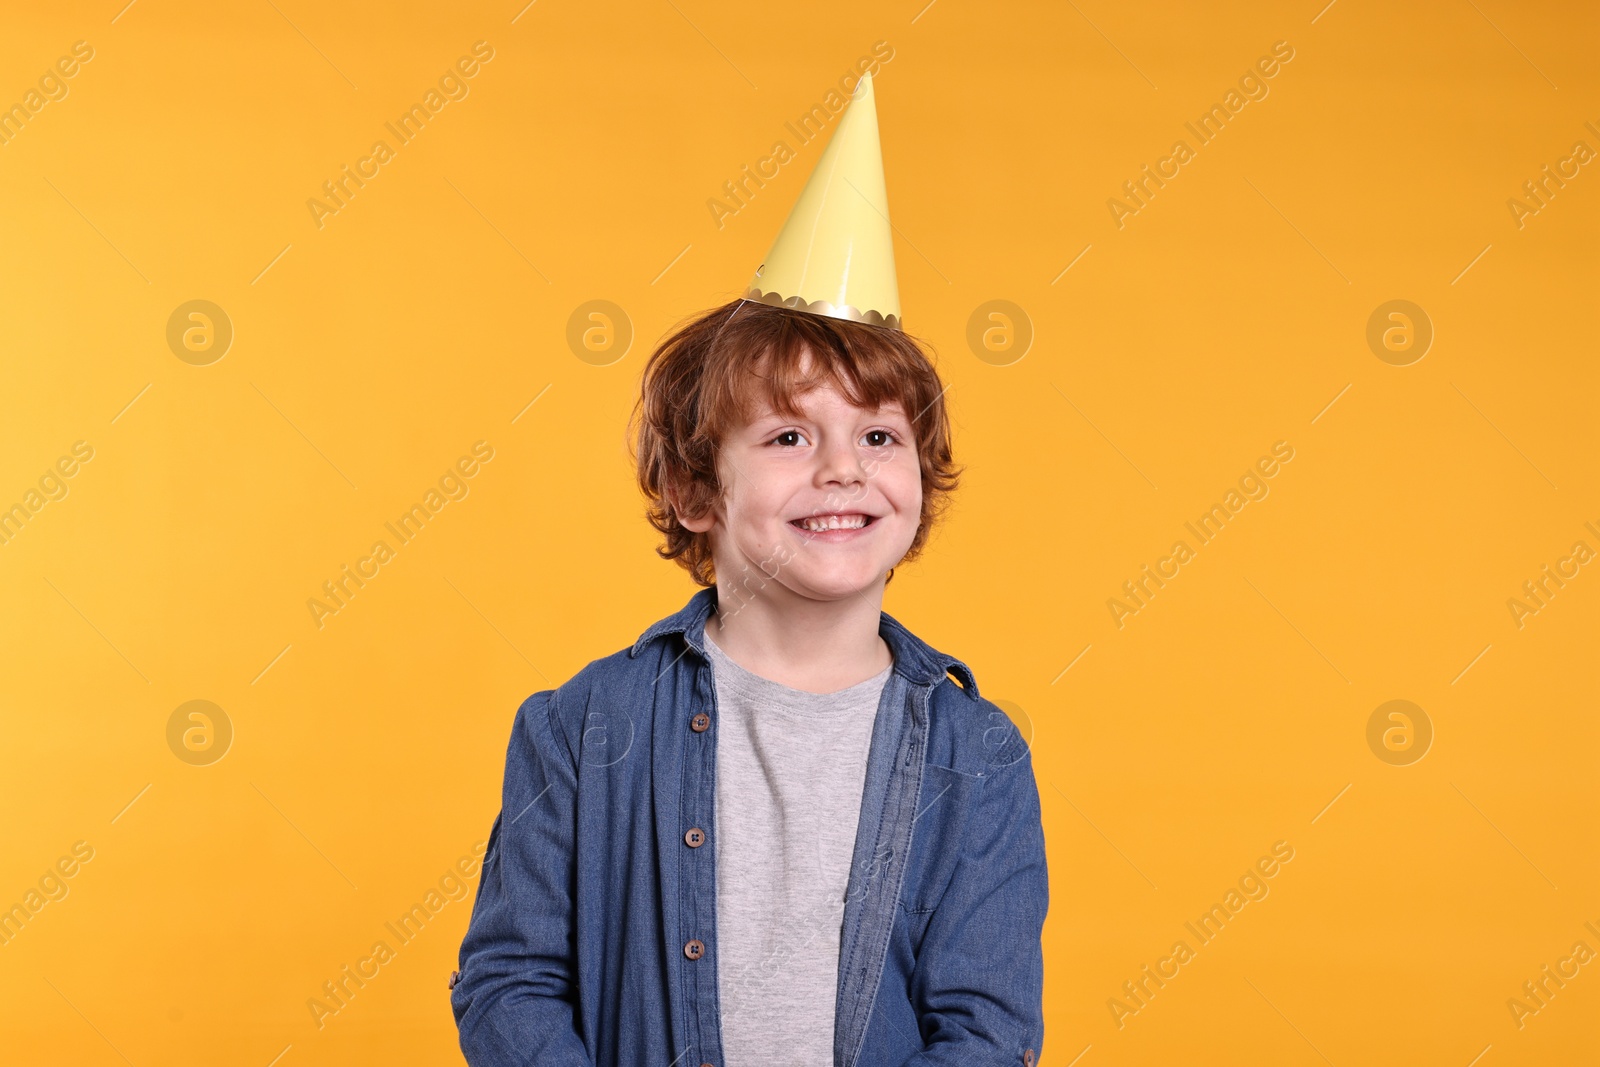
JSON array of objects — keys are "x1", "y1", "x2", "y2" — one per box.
[{"x1": 747, "y1": 71, "x2": 902, "y2": 330}]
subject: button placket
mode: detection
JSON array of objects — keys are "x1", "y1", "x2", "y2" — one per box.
[{"x1": 680, "y1": 649, "x2": 723, "y2": 1067}]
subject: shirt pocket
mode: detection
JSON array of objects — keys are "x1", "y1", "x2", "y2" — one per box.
[{"x1": 900, "y1": 763, "x2": 982, "y2": 916}]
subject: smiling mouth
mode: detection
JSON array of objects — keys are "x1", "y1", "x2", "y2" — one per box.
[{"x1": 791, "y1": 513, "x2": 875, "y2": 533}]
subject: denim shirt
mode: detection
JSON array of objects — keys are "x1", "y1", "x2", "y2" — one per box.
[{"x1": 450, "y1": 587, "x2": 1049, "y2": 1067}]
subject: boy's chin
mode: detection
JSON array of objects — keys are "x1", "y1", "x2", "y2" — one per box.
[{"x1": 789, "y1": 566, "x2": 891, "y2": 602}]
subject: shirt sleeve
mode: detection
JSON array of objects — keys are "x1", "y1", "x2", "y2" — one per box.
[
  {"x1": 898, "y1": 748, "x2": 1049, "y2": 1066},
  {"x1": 451, "y1": 688, "x2": 596, "y2": 1067}
]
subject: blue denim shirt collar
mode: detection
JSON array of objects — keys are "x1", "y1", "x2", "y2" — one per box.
[{"x1": 629, "y1": 586, "x2": 981, "y2": 699}]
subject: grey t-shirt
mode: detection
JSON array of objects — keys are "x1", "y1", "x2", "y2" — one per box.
[{"x1": 703, "y1": 626, "x2": 892, "y2": 1067}]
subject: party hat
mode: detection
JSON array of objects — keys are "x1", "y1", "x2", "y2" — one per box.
[{"x1": 747, "y1": 71, "x2": 902, "y2": 330}]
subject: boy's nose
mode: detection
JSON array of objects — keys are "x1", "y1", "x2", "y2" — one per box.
[{"x1": 815, "y1": 440, "x2": 866, "y2": 488}]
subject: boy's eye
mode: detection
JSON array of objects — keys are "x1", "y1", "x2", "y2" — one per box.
[
  {"x1": 771, "y1": 430, "x2": 808, "y2": 447},
  {"x1": 862, "y1": 430, "x2": 898, "y2": 447}
]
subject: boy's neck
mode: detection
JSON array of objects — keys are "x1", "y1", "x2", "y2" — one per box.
[{"x1": 706, "y1": 580, "x2": 893, "y2": 694}]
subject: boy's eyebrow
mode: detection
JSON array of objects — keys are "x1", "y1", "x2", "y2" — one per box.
[
  {"x1": 743, "y1": 406, "x2": 792, "y2": 426},
  {"x1": 747, "y1": 398, "x2": 910, "y2": 419}
]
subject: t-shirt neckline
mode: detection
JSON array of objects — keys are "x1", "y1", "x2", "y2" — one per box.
[{"x1": 703, "y1": 626, "x2": 893, "y2": 703}]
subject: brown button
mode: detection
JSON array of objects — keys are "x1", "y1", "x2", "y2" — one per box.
[
  {"x1": 684, "y1": 938, "x2": 705, "y2": 960},
  {"x1": 1023, "y1": 1049, "x2": 1035, "y2": 1066},
  {"x1": 690, "y1": 712, "x2": 710, "y2": 732},
  {"x1": 448, "y1": 969, "x2": 461, "y2": 990},
  {"x1": 684, "y1": 827, "x2": 705, "y2": 848}
]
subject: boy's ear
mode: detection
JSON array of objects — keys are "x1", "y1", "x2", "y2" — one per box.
[{"x1": 667, "y1": 483, "x2": 717, "y2": 534}]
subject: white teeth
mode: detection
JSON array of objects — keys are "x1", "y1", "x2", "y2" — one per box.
[{"x1": 798, "y1": 513, "x2": 868, "y2": 532}]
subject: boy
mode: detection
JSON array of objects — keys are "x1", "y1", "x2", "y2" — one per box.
[{"x1": 451, "y1": 72, "x2": 1048, "y2": 1067}]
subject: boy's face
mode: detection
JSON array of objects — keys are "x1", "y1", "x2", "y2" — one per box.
[{"x1": 677, "y1": 359, "x2": 922, "y2": 604}]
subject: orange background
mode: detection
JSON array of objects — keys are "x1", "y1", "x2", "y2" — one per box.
[{"x1": 1, "y1": 1, "x2": 1595, "y2": 1064}]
